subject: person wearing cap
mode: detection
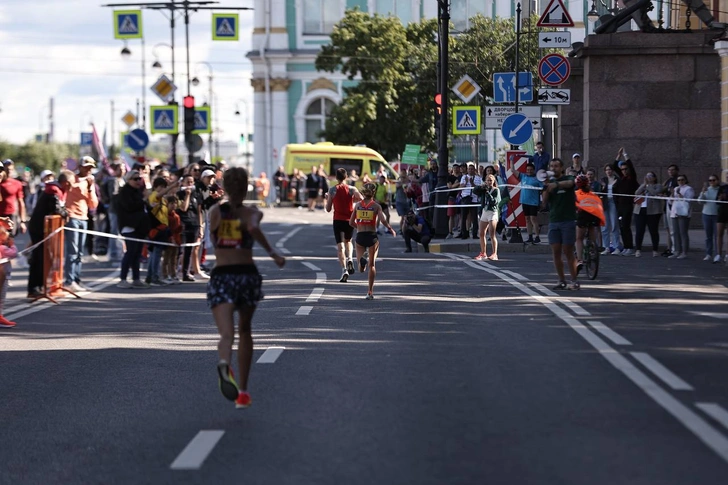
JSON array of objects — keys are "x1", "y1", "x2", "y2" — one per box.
[
  {"x1": 116, "y1": 170, "x2": 151, "y2": 289},
  {"x1": 63, "y1": 156, "x2": 99, "y2": 292},
  {"x1": 571, "y1": 153, "x2": 585, "y2": 175},
  {"x1": 0, "y1": 161, "x2": 27, "y2": 236}
]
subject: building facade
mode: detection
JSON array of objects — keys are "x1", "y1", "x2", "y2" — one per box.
[{"x1": 246, "y1": 0, "x2": 704, "y2": 176}]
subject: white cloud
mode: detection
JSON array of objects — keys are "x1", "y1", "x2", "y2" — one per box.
[{"x1": 0, "y1": 0, "x2": 255, "y2": 146}]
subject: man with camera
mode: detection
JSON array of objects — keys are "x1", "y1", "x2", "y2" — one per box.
[{"x1": 402, "y1": 209, "x2": 431, "y2": 253}]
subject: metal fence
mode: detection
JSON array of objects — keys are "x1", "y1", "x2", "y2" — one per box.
[{"x1": 451, "y1": 136, "x2": 489, "y2": 165}]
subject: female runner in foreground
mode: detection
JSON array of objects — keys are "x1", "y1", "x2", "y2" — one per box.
[
  {"x1": 349, "y1": 183, "x2": 396, "y2": 300},
  {"x1": 208, "y1": 167, "x2": 285, "y2": 409}
]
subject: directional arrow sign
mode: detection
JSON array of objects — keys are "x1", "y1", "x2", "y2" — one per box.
[
  {"x1": 501, "y1": 113, "x2": 533, "y2": 146},
  {"x1": 538, "y1": 31, "x2": 571, "y2": 49}
]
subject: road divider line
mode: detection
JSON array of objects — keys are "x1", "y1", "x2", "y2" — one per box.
[
  {"x1": 696, "y1": 403, "x2": 728, "y2": 431},
  {"x1": 275, "y1": 226, "x2": 303, "y2": 249},
  {"x1": 315, "y1": 272, "x2": 327, "y2": 284},
  {"x1": 630, "y1": 352, "x2": 695, "y2": 391},
  {"x1": 585, "y1": 321, "x2": 632, "y2": 346},
  {"x1": 170, "y1": 430, "x2": 225, "y2": 470},
  {"x1": 527, "y1": 282, "x2": 591, "y2": 316},
  {"x1": 302, "y1": 262, "x2": 322, "y2": 271},
  {"x1": 296, "y1": 306, "x2": 313, "y2": 316},
  {"x1": 306, "y1": 288, "x2": 325, "y2": 302},
  {"x1": 501, "y1": 270, "x2": 528, "y2": 281},
  {"x1": 257, "y1": 346, "x2": 285, "y2": 364},
  {"x1": 280, "y1": 248, "x2": 291, "y2": 255},
  {"x1": 446, "y1": 253, "x2": 728, "y2": 464}
]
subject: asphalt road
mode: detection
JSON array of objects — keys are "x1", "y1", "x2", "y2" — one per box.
[{"x1": 1, "y1": 207, "x2": 727, "y2": 484}]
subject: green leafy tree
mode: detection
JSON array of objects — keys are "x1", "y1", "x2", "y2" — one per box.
[
  {"x1": 315, "y1": 12, "x2": 545, "y2": 159},
  {"x1": 0, "y1": 140, "x2": 79, "y2": 174}
]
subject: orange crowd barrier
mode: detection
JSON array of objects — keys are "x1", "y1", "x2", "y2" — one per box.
[{"x1": 37, "y1": 215, "x2": 80, "y2": 303}]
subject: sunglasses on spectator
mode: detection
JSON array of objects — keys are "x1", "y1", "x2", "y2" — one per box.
[
  {"x1": 709, "y1": 178, "x2": 718, "y2": 182},
  {"x1": 131, "y1": 177, "x2": 142, "y2": 181},
  {"x1": 678, "y1": 178, "x2": 686, "y2": 181},
  {"x1": 191, "y1": 168, "x2": 200, "y2": 172}
]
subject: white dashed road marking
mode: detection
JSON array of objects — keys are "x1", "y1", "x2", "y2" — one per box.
[
  {"x1": 315, "y1": 272, "x2": 327, "y2": 284},
  {"x1": 585, "y1": 321, "x2": 632, "y2": 346},
  {"x1": 170, "y1": 430, "x2": 225, "y2": 470},
  {"x1": 296, "y1": 306, "x2": 313, "y2": 316},
  {"x1": 696, "y1": 403, "x2": 728, "y2": 431},
  {"x1": 257, "y1": 346, "x2": 285, "y2": 364},
  {"x1": 630, "y1": 352, "x2": 695, "y2": 391},
  {"x1": 301, "y1": 262, "x2": 321, "y2": 271},
  {"x1": 306, "y1": 288, "x2": 325, "y2": 302}
]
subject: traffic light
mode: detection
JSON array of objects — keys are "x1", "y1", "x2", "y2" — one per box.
[
  {"x1": 183, "y1": 95, "x2": 195, "y2": 137},
  {"x1": 434, "y1": 93, "x2": 442, "y2": 142}
]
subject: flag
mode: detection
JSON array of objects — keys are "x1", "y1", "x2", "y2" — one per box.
[{"x1": 91, "y1": 123, "x2": 110, "y2": 174}]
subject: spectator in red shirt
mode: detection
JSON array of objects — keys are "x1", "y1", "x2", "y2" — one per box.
[{"x1": 0, "y1": 160, "x2": 27, "y2": 235}]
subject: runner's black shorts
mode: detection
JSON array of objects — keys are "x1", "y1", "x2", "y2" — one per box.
[
  {"x1": 333, "y1": 219, "x2": 353, "y2": 243},
  {"x1": 207, "y1": 264, "x2": 263, "y2": 309},
  {"x1": 576, "y1": 211, "x2": 601, "y2": 228},
  {"x1": 522, "y1": 204, "x2": 538, "y2": 217},
  {"x1": 355, "y1": 231, "x2": 378, "y2": 248}
]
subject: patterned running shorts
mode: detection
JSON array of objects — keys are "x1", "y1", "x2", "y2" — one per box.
[{"x1": 206, "y1": 264, "x2": 264, "y2": 309}]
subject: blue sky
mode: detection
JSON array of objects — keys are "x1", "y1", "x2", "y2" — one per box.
[{"x1": 0, "y1": 0, "x2": 255, "y2": 145}]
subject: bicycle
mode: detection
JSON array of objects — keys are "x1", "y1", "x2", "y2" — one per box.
[{"x1": 578, "y1": 222, "x2": 600, "y2": 280}]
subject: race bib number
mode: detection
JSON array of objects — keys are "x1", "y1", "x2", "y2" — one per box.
[
  {"x1": 356, "y1": 209, "x2": 374, "y2": 222},
  {"x1": 218, "y1": 219, "x2": 242, "y2": 245}
]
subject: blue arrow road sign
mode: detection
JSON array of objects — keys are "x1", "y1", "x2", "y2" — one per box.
[
  {"x1": 127, "y1": 128, "x2": 149, "y2": 152},
  {"x1": 80, "y1": 132, "x2": 93, "y2": 146},
  {"x1": 493, "y1": 72, "x2": 533, "y2": 103},
  {"x1": 501, "y1": 113, "x2": 533, "y2": 146}
]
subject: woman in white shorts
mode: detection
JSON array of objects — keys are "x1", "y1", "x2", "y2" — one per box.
[{"x1": 475, "y1": 174, "x2": 502, "y2": 261}]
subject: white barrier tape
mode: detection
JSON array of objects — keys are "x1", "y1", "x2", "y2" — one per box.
[{"x1": 63, "y1": 226, "x2": 202, "y2": 248}]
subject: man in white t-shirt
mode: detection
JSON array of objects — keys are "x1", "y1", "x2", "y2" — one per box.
[{"x1": 459, "y1": 162, "x2": 482, "y2": 239}]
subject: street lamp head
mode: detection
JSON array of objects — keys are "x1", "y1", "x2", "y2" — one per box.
[
  {"x1": 191, "y1": 77, "x2": 200, "y2": 86},
  {"x1": 120, "y1": 45, "x2": 132, "y2": 57},
  {"x1": 587, "y1": 2, "x2": 600, "y2": 21},
  {"x1": 234, "y1": 109, "x2": 241, "y2": 116},
  {"x1": 152, "y1": 60, "x2": 162, "y2": 70}
]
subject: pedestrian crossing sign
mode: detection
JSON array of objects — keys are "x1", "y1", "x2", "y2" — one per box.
[
  {"x1": 452, "y1": 106, "x2": 481, "y2": 135},
  {"x1": 193, "y1": 106, "x2": 212, "y2": 134},
  {"x1": 150, "y1": 105, "x2": 178, "y2": 134},
  {"x1": 212, "y1": 13, "x2": 239, "y2": 41},
  {"x1": 113, "y1": 10, "x2": 143, "y2": 39}
]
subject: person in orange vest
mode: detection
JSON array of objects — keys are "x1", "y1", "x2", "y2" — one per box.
[{"x1": 575, "y1": 174, "x2": 606, "y2": 271}]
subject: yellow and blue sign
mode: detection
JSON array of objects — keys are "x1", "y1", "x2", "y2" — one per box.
[
  {"x1": 114, "y1": 10, "x2": 142, "y2": 40},
  {"x1": 193, "y1": 106, "x2": 212, "y2": 134},
  {"x1": 452, "y1": 106, "x2": 481, "y2": 135},
  {"x1": 150, "y1": 105, "x2": 178, "y2": 134},
  {"x1": 212, "y1": 13, "x2": 238, "y2": 41}
]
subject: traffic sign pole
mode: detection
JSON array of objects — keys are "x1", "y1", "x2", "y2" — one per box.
[
  {"x1": 433, "y1": 0, "x2": 450, "y2": 238},
  {"x1": 512, "y1": 2, "x2": 522, "y2": 150}
]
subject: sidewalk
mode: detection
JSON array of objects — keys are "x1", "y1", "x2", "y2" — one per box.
[{"x1": 421, "y1": 228, "x2": 713, "y2": 256}]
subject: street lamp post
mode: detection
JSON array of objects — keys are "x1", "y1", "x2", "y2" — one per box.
[
  {"x1": 120, "y1": 38, "x2": 147, "y2": 131},
  {"x1": 192, "y1": 61, "x2": 214, "y2": 161},
  {"x1": 235, "y1": 99, "x2": 251, "y2": 171}
]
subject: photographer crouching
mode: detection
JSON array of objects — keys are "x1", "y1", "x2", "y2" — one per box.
[{"x1": 403, "y1": 209, "x2": 431, "y2": 253}]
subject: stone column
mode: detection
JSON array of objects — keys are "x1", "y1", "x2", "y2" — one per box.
[{"x1": 715, "y1": 41, "x2": 728, "y2": 173}]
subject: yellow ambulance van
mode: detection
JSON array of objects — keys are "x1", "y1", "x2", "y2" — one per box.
[{"x1": 281, "y1": 142, "x2": 397, "y2": 180}]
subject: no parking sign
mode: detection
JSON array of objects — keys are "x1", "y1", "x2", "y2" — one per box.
[{"x1": 538, "y1": 54, "x2": 571, "y2": 86}]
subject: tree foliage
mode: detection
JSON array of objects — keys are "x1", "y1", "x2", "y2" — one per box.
[
  {"x1": 0, "y1": 140, "x2": 80, "y2": 174},
  {"x1": 315, "y1": 11, "x2": 544, "y2": 160}
]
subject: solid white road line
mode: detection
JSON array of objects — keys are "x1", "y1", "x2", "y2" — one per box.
[
  {"x1": 301, "y1": 262, "x2": 322, "y2": 271},
  {"x1": 275, "y1": 226, "x2": 303, "y2": 248},
  {"x1": 527, "y1": 282, "x2": 591, "y2": 316},
  {"x1": 630, "y1": 352, "x2": 695, "y2": 391},
  {"x1": 585, "y1": 321, "x2": 632, "y2": 346},
  {"x1": 696, "y1": 403, "x2": 728, "y2": 431},
  {"x1": 170, "y1": 430, "x2": 225, "y2": 470},
  {"x1": 315, "y1": 272, "x2": 327, "y2": 284},
  {"x1": 306, "y1": 288, "x2": 325, "y2": 302},
  {"x1": 257, "y1": 346, "x2": 285, "y2": 364},
  {"x1": 500, "y1": 270, "x2": 528, "y2": 281},
  {"x1": 296, "y1": 306, "x2": 313, "y2": 316},
  {"x1": 447, "y1": 254, "x2": 728, "y2": 464}
]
